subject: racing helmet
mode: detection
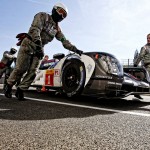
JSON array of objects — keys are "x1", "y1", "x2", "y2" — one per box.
[
  {"x1": 10, "y1": 47, "x2": 17, "y2": 54},
  {"x1": 44, "y1": 55, "x2": 49, "y2": 60},
  {"x1": 52, "y1": 3, "x2": 68, "y2": 23}
]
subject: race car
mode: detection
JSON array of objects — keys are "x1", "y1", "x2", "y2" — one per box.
[{"x1": 31, "y1": 52, "x2": 150, "y2": 98}]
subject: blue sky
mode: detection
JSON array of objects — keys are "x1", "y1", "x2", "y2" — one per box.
[{"x1": 1, "y1": 0, "x2": 150, "y2": 60}]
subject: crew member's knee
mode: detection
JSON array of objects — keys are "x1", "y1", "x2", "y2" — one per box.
[{"x1": 15, "y1": 67, "x2": 26, "y2": 75}]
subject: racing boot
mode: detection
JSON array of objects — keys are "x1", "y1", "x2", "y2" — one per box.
[
  {"x1": 4, "y1": 83, "x2": 13, "y2": 98},
  {"x1": 15, "y1": 87, "x2": 25, "y2": 101}
]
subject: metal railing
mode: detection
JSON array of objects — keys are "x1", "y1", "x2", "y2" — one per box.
[{"x1": 121, "y1": 59, "x2": 133, "y2": 67}]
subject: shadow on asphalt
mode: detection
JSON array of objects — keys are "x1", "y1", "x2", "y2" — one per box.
[{"x1": 0, "y1": 89, "x2": 150, "y2": 121}]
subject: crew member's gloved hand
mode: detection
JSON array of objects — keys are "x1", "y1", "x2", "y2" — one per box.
[
  {"x1": 75, "y1": 49, "x2": 83, "y2": 56},
  {"x1": 34, "y1": 40, "x2": 44, "y2": 60},
  {"x1": 134, "y1": 64, "x2": 137, "y2": 67},
  {"x1": 36, "y1": 51, "x2": 44, "y2": 60},
  {"x1": 16, "y1": 33, "x2": 32, "y2": 46},
  {"x1": 35, "y1": 48, "x2": 44, "y2": 60}
]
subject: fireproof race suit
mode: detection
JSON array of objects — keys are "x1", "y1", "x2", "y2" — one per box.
[
  {"x1": 7, "y1": 12, "x2": 79, "y2": 90},
  {"x1": 134, "y1": 44, "x2": 150, "y2": 74}
]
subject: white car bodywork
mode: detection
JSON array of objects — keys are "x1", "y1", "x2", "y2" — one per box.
[{"x1": 32, "y1": 54, "x2": 95, "y2": 88}]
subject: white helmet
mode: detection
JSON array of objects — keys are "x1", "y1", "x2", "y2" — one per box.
[
  {"x1": 54, "y1": 3, "x2": 68, "y2": 14},
  {"x1": 10, "y1": 46, "x2": 17, "y2": 54},
  {"x1": 52, "y1": 3, "x2": 68, "y2": 22}
]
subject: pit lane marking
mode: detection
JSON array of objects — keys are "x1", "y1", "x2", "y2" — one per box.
[
  {"x1": 0, "y1": 109, "x2": 10, "y2": 111},
  {"x1": 1, "y1": 93, "x2": 150, "y2": 117}
]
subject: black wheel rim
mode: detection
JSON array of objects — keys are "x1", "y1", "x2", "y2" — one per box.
[{"x1": 64, "y1": 65, "x2": 80, "y2": 91}]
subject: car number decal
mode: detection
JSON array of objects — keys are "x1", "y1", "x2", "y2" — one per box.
[{"x1": 45, "y1": 69, "x2": 54, "y2": 86}]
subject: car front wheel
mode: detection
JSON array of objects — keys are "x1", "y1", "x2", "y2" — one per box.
[{"x1": 62, "y1": 60, "x2": 86, "y2": 97}]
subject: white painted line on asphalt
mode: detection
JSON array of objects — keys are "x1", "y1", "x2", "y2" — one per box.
[
  {"x1": 0, "y1": 93, "x2": 150, "y2": 117},
  {"x1": 0, "y1": 109, "x2": 10, "y2": 111}
]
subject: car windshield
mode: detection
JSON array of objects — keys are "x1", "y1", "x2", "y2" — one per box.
[
  {"x1": 97, "y1": 53, "x2": 123, "y2": 77},
  {"x1": 39, "y1": 59, "x2": 57, "y2": 70}
]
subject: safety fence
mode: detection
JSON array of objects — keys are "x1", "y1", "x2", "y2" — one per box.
[{"x1": 121, "y1": 59, "x2": 133, "y2": 67}]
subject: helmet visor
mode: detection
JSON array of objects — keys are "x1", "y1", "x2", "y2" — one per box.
[{"x1": 56, "y1": 8, "x2": 67, "y2": 19}]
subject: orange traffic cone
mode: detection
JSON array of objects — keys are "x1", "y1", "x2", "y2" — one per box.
[{"x1": 41, "y1": 86, "x2": 46, "y2": 92}]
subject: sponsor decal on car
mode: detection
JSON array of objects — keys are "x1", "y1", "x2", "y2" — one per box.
[{"x1": 54, "y1": 69, "x2": 60, "y2": 76}]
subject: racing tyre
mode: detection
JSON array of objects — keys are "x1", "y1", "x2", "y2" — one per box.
[{"x1": 62, "y1": 60, "x2": 86, "y2": 97}]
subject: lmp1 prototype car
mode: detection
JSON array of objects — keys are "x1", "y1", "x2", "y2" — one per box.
[{"x1": 31, "y1": 52, "x2": 150, "y2": 98}]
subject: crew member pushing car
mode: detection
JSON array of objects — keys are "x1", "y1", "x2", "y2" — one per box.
[{"x1": 4, "y1": 3, "x2": 83, "y2": 100}]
